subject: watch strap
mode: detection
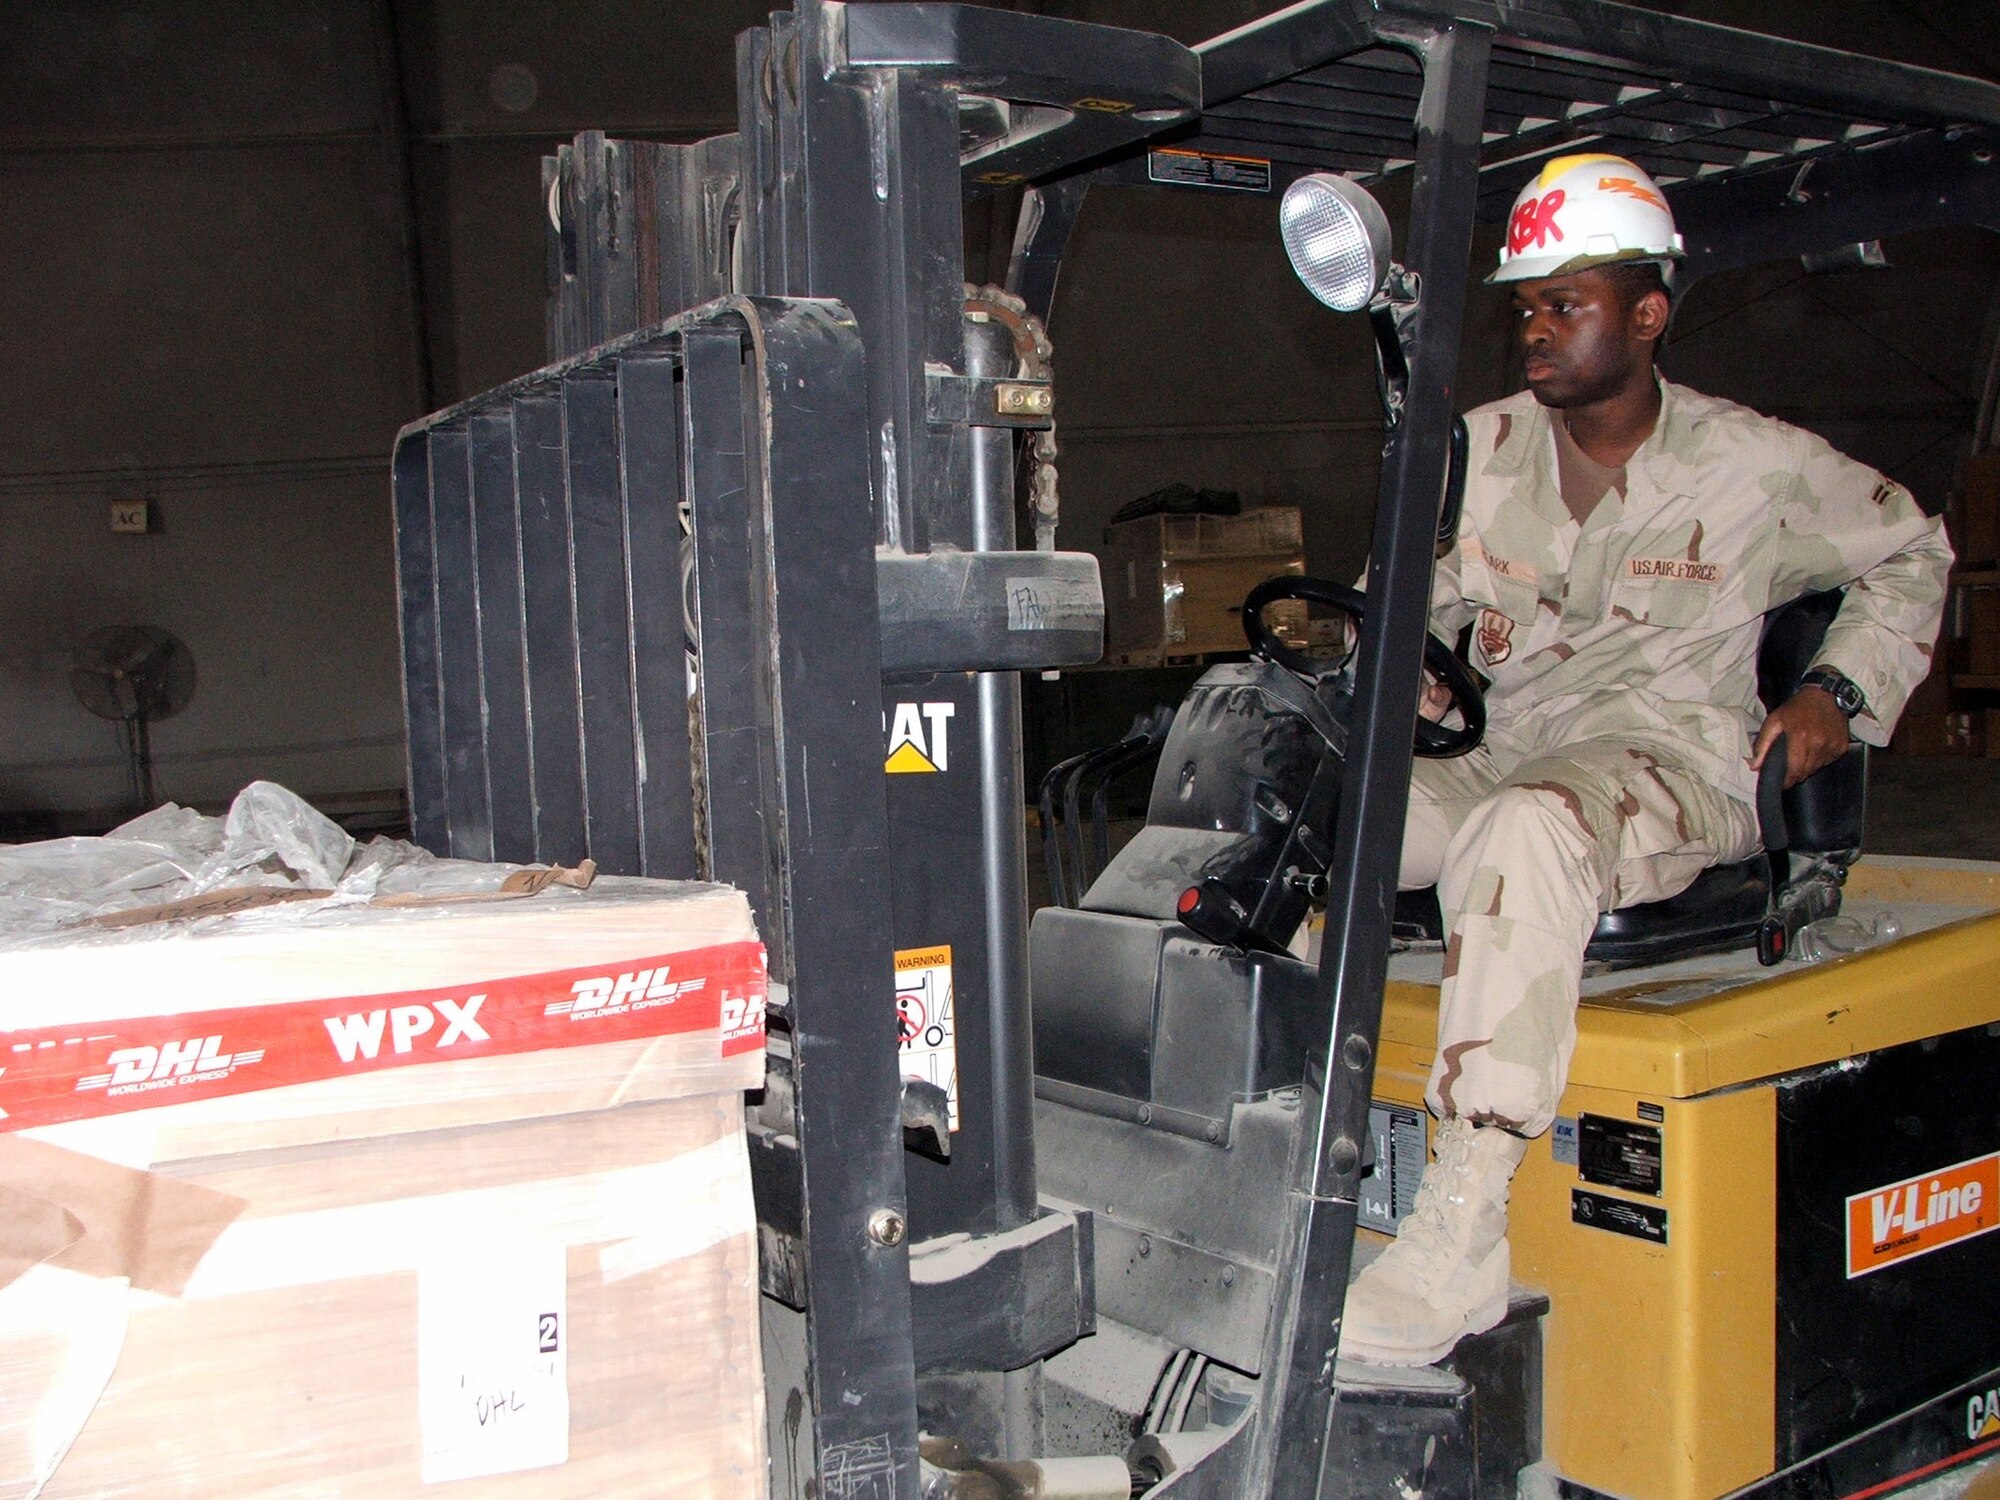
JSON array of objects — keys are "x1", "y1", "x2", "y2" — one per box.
[{"x1": 1800, "y1": 667, "x2": 1865, "y2": 718}]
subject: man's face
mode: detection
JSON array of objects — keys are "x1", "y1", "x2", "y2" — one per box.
[{"x1": 1509, "y1": 267, "x2": 1658, "y2": 409}]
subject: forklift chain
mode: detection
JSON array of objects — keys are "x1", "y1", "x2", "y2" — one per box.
[{"x1": 965, "y1": 282, "x2": 1060, "y2": 550}]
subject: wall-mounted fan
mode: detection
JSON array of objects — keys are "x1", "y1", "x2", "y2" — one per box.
[{"x1": 70, "y1": 625, "x2": 197, "y2": 812}]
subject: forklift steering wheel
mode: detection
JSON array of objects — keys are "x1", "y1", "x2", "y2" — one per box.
[{"x1": 1242, "y1": 575, "x2": 1486, "y2": 758}]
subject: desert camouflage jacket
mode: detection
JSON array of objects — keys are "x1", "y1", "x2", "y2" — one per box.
[{"x1": 1432, "y1": 379, "x2": 1953, "y2": 805}]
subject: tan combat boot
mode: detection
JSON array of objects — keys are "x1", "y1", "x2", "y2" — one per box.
[{"x1": 1337, "y1": 1117, "x2": 1530, "y2": 1366}]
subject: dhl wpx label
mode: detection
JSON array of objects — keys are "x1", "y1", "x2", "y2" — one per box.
[{"x1": 0, "y1": 941, "x2": 766, "y2": 1132}]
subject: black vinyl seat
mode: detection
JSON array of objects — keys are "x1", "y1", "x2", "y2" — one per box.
[
  {"x1": 1027, "y1": 590, "x2": 1864, "y2": 1117},
  {"x1": 1395, "y1": 589, "x2": 1863, "y2": 969}
]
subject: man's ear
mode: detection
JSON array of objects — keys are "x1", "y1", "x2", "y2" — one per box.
[{"x1": 1632, "y1": 287, "x2": 1672, "y2": 346}]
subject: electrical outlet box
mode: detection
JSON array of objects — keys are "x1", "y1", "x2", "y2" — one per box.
[{"x1": 110, "y1": 499, "x2": 150, "y2": 534}]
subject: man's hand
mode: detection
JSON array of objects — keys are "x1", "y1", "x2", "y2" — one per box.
[
  {"x1": 1750, "y1": 686, "x2": 1852, "y2": 788},
  {"x1": 1418, "y1": 674, "x2": 1454, "y2": 723}
]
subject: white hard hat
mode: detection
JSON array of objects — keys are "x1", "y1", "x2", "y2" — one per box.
[{"x1": 1488, "y1": 153, "x2": 1684, "y2": 284}]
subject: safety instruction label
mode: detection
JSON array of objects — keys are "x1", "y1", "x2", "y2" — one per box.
[
  {"x1": 1572, "y1": 1188, "x2": 1668, "y2": 1245},
  {"x1": 895, "y1": 945, "x2": 959, "y2": 1131},
  {"x1": 1360, "y1": 1101, "x2": 1428, "y2": 1233},
  {"x1": 1147, "y1": 147, "x2": 1271, "y2": 193}
]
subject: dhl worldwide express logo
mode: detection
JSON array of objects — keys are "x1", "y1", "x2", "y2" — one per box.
[
  {"x1": 76, "y1": 1035, "x2": 267, "y2": 1098},
  {"x1": 542, "y1": 964, "x2": 762, "y2": 1048},
  {"x1": 1845, "y1": 1150, "x2": 1998, "y2": 1279},
  {"x1": 544, "y1": 966, "x2": 708, "y2": 1021}
]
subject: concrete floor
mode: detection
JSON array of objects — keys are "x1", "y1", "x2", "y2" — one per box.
[{"x1": 1906, "y1": 1464, "x2": 2000, "y2": 1499}]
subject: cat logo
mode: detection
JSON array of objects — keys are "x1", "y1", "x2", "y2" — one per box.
[
  {"x1": 1968, "y1": 1386, "x2": 2000, "y2": 1441},
  {"x1": 886, "y1": 702, "x2": 955, "y2": 774}
]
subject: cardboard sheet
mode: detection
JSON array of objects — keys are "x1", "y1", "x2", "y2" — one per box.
[
  {"x1": 2, "y1": 1095, "x2": 764, "y2": 1499},
  {"x1": 0, "y1": 1138, "x2": 243, "y2": 1294}
]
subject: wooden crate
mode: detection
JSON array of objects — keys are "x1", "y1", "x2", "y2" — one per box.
[
  {"x1": 1954, "y1": 448, "x2": 2000, "y2": 567},
  {"x1": 0, "y1": 881, "x2": 766, "y2": 1499},
  {"x1": 1102, "y1": 507, "x2": 1307, "y2": 663},
  {"x1": 1969, "y1": 582, "x2": 2000, "y2": 677}
]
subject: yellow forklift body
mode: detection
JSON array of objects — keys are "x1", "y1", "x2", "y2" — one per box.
[{"x1": 1369, "y1": 858, "x2": 2000, "y2": 1500}]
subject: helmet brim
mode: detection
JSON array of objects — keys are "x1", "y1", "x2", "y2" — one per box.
[{"x1": 1486, "y1": 246, "x2": 1684, "y2": 287}]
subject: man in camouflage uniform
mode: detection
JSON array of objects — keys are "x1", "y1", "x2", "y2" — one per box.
[{"x1": 1340, "y1": 155, "x2": 1953, "y2": 1366}]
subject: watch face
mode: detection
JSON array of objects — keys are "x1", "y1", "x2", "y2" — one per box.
[{"x1": 1809, "y1": 671, "x2": 1862, "y2": 716}]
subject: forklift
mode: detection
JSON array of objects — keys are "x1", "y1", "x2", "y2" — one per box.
[{"x1": 388, "y1": 2, "x2": 2000, "y2": 1495}]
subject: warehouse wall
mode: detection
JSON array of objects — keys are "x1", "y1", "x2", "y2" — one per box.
[
  {"x1": 1045, "y1": 205, "x2": 1998, "y2": 597},
  {"x1": 0, "y1": 0, "x2": 1994, "y2": 828},
  {"x1": 0, "y1": 477, "x2": 406, "y2": 814},
  {"x1": 0, "y1": 1, "x2": 420, "y2": 823},
  {"x1": 1668, "y1": 227, "x2": 2000, "y2": 509},
  {"x1": 1043, "y1": 181, "x2": 1520, "y2": 587},
  {"x1": 0, "y1": 0, "x2": 768, "y2": 827}
]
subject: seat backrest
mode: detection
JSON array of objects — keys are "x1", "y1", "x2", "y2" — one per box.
[
  {"x1": 1077, "y1": 660, "x2": 1344, "y2": 950},
  {"x1": 1757, "y1": 589, "x2": 1866, "y2": 855}
]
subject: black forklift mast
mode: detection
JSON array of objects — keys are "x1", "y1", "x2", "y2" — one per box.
[
  {"x1": 391, "y1": 2, "x2": 2000, "y2": 1497},
  {"x1": 407, "y1": 6, "x2": 1208, "y2": 1493},
  {"x1": 1140, "y1": 23, "x2": 1496, "y2": 1495}
]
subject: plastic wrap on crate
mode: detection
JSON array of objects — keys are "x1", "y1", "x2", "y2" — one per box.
[
  {"x1": 0, "y1": 781, "x2": 616, "y2": 949},
  {"x1": 0, "y1": 783, "x2": 769, "y2": 1497}
]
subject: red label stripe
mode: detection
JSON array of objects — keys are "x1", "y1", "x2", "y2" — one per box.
[{"x1": 0, "y1": 940, "x2": 767, "y2": 1132}]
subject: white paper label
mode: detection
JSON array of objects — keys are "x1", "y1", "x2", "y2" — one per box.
[
  {"x1": 417, "y1": 1244, "x2": 570, "y2": 1484},
  {"x1": 1005, "y1": 576, "x2": 1093, "y2": 631}
]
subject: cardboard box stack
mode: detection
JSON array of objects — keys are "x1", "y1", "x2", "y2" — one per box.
[
  {"x1": 1954, "y1": 448, "x2": 2000, "y2": 574},
  {"x1": 1101, "y1": 507, "x2": 1307, "y2": 665},
  {"x1": 0, "y1": 788, "x2": 767, "y2": 1498},
  {"x1": 1896, "y1": 448, "x2": 1999, "y2": 756}
]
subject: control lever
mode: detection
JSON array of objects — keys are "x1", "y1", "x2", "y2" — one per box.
[
  {"x1": 1754, "y1": 734, "x2": 1849, "y2": 965},
  {"x1": 1176, "y1": 879, "x2": 1292, "y2": 957},
  {"x1": 1754, "y1": 736, "x2": 1792, "y2": 964}
]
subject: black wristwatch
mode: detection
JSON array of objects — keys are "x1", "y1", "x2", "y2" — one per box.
[{"x1": 1800, "y1": 667, "x2": 1866, "y2": 719}]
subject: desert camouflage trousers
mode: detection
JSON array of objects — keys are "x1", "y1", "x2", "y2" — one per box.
[{"x1": 1400, "y1": 737, "x2": 1759, "y2": 1137}]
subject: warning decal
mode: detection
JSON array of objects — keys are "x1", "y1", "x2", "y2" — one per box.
[
  {"x1": 1360, "y1": 1101, "x2": 1428, "y2": 1234},
  {"x1": 1845, "y1": 1150, "x2": 1998, "y2": 1279},
  {"x1": 1147, "y1": 148, "x2": 1272, "y2": 193},
  {"x1": 895, "y1": 945, "x2": 958, "y2": 1131}
]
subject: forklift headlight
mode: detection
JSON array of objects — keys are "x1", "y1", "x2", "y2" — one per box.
[{"x1": 1279, "y1": 174, "x2": 1392, "y2": 313}]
